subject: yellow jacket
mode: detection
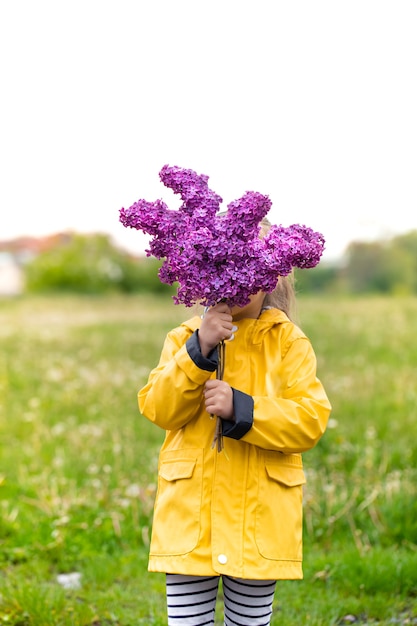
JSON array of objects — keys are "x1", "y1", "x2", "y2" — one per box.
[{"x1": 138, "y1": 308, "x2": 331, "y2": 580}]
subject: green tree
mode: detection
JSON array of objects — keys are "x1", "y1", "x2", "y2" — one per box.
[
  {"x1": 294, "y1": 263, "x2": 341, "y2": 294},
  {"x1": 344, "y1": 241, "x2": 388, "y2": 293},
  {"x1": 390, "y1": 231, "x2": 417, "y2": 293},
  {"x1": 344, "y1": 238, "x2": 416, "y2": 295}
]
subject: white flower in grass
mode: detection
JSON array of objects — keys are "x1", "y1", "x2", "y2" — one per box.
[
  {"x1": 125, "y1": 483, "x2": 142, "y2": 498},
  {"x1": 56, "y1": 572, "x2": 82, "y2": 590}
]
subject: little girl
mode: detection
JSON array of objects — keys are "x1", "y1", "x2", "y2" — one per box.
[{"x1": 138, "y1": 267, "x2": 331, "y2": 625}]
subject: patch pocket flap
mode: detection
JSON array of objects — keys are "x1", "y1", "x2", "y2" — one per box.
[
  {"x1": 265, "y1": 463, "x2": 306, "y2": 487},
  {"x1": 159, "y1": 459, "x2": 197, "y2": 482}
]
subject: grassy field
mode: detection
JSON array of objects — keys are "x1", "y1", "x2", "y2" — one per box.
[{"x1": 1, "y1": 294, "x2": 417, "y2": 625}]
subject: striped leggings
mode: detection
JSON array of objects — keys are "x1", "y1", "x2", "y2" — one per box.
[{"x1": 166, "y1": 574, "x2": 276, "y2": 625}]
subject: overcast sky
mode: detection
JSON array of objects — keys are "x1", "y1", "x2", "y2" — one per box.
[{"x1": 1, "y1": 1, "x2": 416, "y2": 261}]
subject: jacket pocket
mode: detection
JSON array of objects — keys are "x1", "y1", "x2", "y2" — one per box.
[
  {"x1": 150, "y1": 449, "x2": 203, "y2": 556},
  {"x1": 256, "y1": 459, "x2": 306, "y2": 561}
]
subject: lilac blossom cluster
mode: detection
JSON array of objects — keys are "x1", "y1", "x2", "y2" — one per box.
[{"x1": 119, "y1": 165, "x2": 325, "y2": 307}]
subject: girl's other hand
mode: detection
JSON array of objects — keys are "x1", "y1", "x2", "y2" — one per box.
[
  {"x1": 199, "y1": 303, "x2": 233, "y2": 357},
  {"x1": 204, "y1": 379, "x2": 234, "y2": 421}
]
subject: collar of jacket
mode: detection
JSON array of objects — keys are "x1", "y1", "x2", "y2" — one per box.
[{"x1": 181, "y1": 307, "x2": 293, "y2": 346}]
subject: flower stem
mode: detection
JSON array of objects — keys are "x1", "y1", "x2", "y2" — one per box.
[{"x1": 211, "y1": 340, "x2": 225, "y2": 452}]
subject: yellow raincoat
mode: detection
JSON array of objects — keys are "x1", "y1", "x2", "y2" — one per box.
[{"x1": 138, "y1": 307, "x2": 331, "y2": 580}]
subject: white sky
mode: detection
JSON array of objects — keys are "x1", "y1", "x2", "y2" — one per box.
[{"x1": 1, "y1": 1, "x2": 416, "y2": 261}]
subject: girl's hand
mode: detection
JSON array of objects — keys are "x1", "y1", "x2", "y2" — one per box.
[
  {"x1": 204, "y1": 379, "x2": 234, "y2": 421},
  {"x1": 199, "y1": 303, "x2": 233, "y2": 357}
]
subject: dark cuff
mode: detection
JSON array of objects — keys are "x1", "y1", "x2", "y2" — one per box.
[
  {"x1": 185, "y1": 330, "x2": 218, "y2": 372},
  {"x1": 222, "y1": 388, "x2": 254, "y2": 440}
]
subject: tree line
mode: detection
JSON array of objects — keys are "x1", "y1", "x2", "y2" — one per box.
[
  {"x1": 296, "y1": 229, "x2": 417, "y2": 295},
  {"x1": 22, "y1": 230, "x2": 417, "y2": 296}
]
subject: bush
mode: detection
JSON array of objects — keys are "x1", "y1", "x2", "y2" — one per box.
[{"x1": 23, "y1": 233, "x2": 175, "y2": 296}]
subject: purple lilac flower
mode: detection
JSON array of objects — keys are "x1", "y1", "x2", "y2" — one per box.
[{"x1": 119, "y1": 165, "x2": 326, "y2": 307}]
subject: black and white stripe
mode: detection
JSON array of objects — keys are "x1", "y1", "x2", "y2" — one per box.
[
  {"x1": 166, "y1": 574, "x2": 276, "y2": 626},
  {"x1": 166, "y1": 574, "x2": 219, "y2": 625},
  {"x1": 223, "y1": 577, "x2": 276, "y2": 626}
]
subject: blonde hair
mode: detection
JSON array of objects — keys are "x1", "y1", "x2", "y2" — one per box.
[{"x1": 259, "y1": 217, "x2": 297, "y2": 321}]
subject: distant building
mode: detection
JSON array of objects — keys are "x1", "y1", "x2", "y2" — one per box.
[
  {"x1": 0, "y1": 252, "x2": 24, "y2": 296},
  {"x1": 0, "y1": 233, "x2": 71, "y2": 296}
]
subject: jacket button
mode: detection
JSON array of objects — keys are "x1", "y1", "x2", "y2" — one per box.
[{"x1": 217, "y1": 554, "x2": 228, "y2": 564}]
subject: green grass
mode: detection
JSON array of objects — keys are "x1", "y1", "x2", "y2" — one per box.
[{"x1": 1, "y1": 293, "x2": 417, "y2": 625}]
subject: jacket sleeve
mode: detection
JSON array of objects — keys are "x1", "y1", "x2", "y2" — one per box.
[
  {"x1": 224, "y1": 336, "x2": 331, "y2": 453},
  {"x1": 138, "y1": 329, "x2": 217, "y2": 431}
]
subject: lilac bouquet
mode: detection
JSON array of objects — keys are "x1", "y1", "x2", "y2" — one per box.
[{"x1": 119, "y1": 165, "x2": 325, "y2": 308}]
